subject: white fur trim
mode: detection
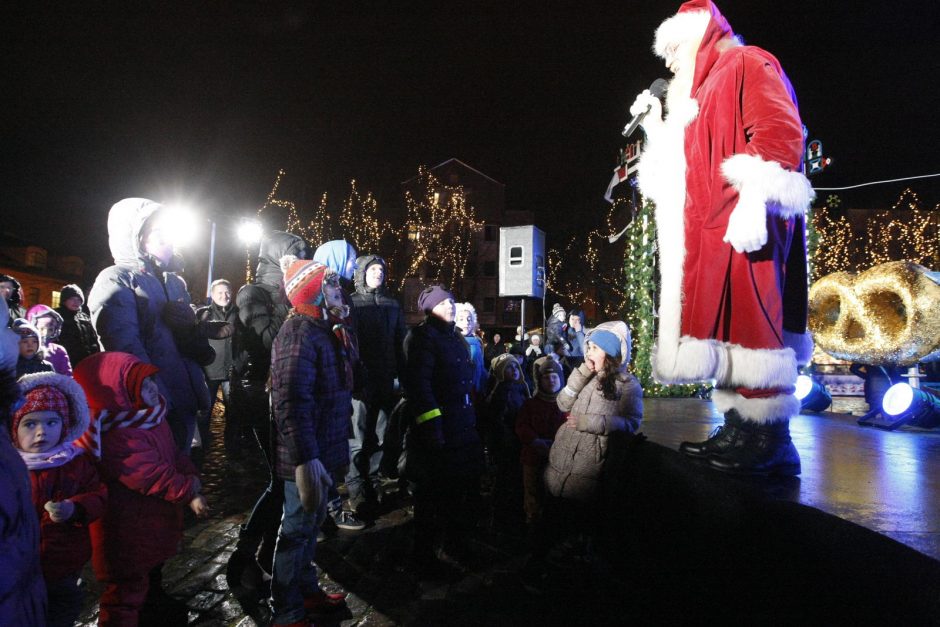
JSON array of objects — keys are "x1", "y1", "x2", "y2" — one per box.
[
  {"x1": 721, "y1": 154, "x2": 815, "y2": 219},
  {"x1": 783, "y1": 330, "x2": 813, "y2": 367},
  {"x1": 712, "y1": 389, "x2": 799, "y2": 424},
  {"x1": 653, "y1": 10, "x2": 710, "y2": 59},
  {"x1": 653, "y1": 337, "x2": 798, "y2": 390},
  {"x1": 16, "y1": 371, "x2": 91, "y2": 442}
]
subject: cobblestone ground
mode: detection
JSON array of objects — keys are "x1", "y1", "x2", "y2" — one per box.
[{"x1": 74, "y1": 399, "x2": 582, "y2": 626}]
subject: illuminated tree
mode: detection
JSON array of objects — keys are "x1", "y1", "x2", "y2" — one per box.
[{"x1": 398, "y1": 166, "x2": 482, "y2": 291}]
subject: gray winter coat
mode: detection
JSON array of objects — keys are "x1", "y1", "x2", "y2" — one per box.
[
  {"x1": 544, "y1": 363, "x2": 643, "y2": 501},
  {"x1": 88, "y1": 198, "x2": 210, "y2": 445}
]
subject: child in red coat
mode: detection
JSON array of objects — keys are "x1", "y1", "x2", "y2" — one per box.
[
  {"x1": 74, "y1": 351, "x2": 209, "y2": 626},
  {"x1": 13, "y1": 372, "x2": 107, "y2": 627},
  {"x1": 515, "y1": 357, "x2": 566, "y2": 525}
]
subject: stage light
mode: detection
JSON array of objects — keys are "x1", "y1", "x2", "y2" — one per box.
[
  {"x1": 157, "y1": 205, "x2": 200, "y2": 247},
  {"x1": 795, "y1": 374, "x2": 832, "y2": 412},
  {"x1": 882, "y1": 383, "x2": 940, "y2": 428},
  {"x1": 237, "y1": 219, "x2": 263, "y2": 245}
]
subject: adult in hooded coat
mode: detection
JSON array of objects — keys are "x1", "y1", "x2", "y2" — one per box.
[
  {"x1": 0, "y1": 298, "x2": 47, "y2": 625},
  {"x1": 55, "y1": 284, "x2": 100, "y2": 367},
  {"x1": 348, "y1": 254, "x2": 406, "y2": 511},
  {"x1": 227, "y1": 230, "x2": 310, "y2": 597},
  {"x1": 88, "y1": 198, "x2": 214, "y2": 453},
  {"x1": 631, "y1": 0, "x2": 812, "y2": 475}
]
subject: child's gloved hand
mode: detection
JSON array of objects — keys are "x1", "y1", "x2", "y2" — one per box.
[
  {"x1": 532, "y1": 439, "x2": 552, "y2": 456},
  {"x1": 295, "y1": 458, "x2": 332, "y2": 514},
  {"x1": 189, "y1": 494, "x2": 209, "y2": 518},
  {"x1": 44, "y1": 499, "x2": 75, "y2": 523}
]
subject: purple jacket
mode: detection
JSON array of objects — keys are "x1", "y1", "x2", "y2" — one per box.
[{"x1": 271, "y1": 314, "x2": 353, "y2": 481}]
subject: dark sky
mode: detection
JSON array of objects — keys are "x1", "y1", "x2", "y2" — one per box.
[{"x1": 4, "y1": 1, "x2": 939, "y2": 292}]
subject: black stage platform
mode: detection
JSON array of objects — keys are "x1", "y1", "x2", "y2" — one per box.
[
  {"x1": 641, "y1": 397, "x2": 940, "y2": 562},
  {"x1": 578, "y1": 398, "x2": 940, "y2": 623}
]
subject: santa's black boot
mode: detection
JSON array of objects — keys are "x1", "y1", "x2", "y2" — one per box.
[
  {"x1": 708, "y1": 419, "x2": 801, "y2": 476},
  {"x1": 679, "y1": 409, "x2": 746, "y2": 459}
]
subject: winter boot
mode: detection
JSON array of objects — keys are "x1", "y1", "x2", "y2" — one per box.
[
  {"x1": 708, "y1": 419, "x2": 801, "y2": 476},
  {"x1": 679, "y1": 409, "x2": 746, "y2": 459},
  {"x1": 226, "y1": 526, "x2": 267, "y2": 594}
]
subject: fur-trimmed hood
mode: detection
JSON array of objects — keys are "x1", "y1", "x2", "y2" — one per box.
[{"x1": 15, "y1": 371, "x2": 90, "y2": 443}]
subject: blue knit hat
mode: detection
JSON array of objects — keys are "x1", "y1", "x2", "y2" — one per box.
[{"x1": 588, "y1": 329, "x2": 621, "y2": 359}]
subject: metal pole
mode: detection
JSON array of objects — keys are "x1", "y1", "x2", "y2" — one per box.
[
  {"x1": 520, "y1": 297, "x2": 526, "y2": 346},
  {"x1": 206, "y1": 220, "x2": 217, "y2": 301}
]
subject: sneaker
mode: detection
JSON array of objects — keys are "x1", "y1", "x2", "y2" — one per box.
[
  {"x1": 331, "y1": 509, "x2": 366, "y2": 531},
  {"x1": 303, "y1": 589, "x2": 347, "y2": 612}
]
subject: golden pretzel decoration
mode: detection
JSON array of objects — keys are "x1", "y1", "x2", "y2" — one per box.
[{"x1": 808, "y1": 261, "x2": 940, "y2": 366}]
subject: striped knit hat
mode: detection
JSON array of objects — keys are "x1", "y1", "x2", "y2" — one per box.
[{"x1": 281, "y1": 255, "x2": 336, "y2": 317}]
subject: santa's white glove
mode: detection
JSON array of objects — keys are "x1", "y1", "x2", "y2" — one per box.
[
  {"x1": 723, "y1": 189, "x2": 768, "y2": 253},
  {"x1": 628, "y1": 90, "x2": 665, "y2": 134},
  {"x1": 295, "y1": 458, "x2": 332, "y2": 517}
]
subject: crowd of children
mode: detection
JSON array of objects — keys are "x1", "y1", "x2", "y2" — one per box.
[{"x1": 1, "y1": 221, "x2": 646, "y2": 626}]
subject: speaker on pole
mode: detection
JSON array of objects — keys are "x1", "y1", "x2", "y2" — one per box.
[{"x1": 498, "y1": 226, "x2": 545, "y2": 299}]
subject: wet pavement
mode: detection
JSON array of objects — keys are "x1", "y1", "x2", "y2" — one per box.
[{"x1": 74, "y1": 402, "x2": 548, "y2": 627}]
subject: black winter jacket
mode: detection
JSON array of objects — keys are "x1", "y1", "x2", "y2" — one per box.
[
  {"x1": 350, "y1": 255, "x2": 406, "y2": 390},
  {"x1": 197, "y1": 302, "x2": 238, "y2": 381},
  {"x1": 55, "y1": 307, "x2": 100, "y2": 366},
  {"x1": 403, "y1": 315, "x2": 481, "y2": 464},
  {"x1": 232, "y1": 231, "x2": 308, "y2": 382}
]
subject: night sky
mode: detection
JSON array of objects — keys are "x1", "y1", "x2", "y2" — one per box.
[{"x1": 4, "y1": 1, "x2": 939, "y2": 292}]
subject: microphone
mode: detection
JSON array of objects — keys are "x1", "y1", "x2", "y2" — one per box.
[{"x1": 622, "y1": 78, "x2": 669, "y2": 138}]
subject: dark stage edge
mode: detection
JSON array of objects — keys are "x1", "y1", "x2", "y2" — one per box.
[{"x1": 585, "y1": 434, "x2": 940, "y2": 624}]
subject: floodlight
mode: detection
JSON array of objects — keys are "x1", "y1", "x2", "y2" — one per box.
[
  {"x1": 882, "y1": 383, "x2": 940, "y2": 428},
  {"x1": 795, "y1": 374, "x2": 832, "y2": 413},
  {"x1": 157, "y1": 205, "x2": 199, "y2": 247},
  {"x1": 238, "y1": 219, "x2": 263, "y2": 246}
]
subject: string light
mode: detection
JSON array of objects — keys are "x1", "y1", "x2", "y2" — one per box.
[{"x1": 398, "y1": 166, "x2": 483, "y2": 290}]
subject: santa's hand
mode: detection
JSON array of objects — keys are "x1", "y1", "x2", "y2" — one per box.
[
  {"x1": 723, "y1": 191, "x2": 768, "y2": 253},
  {"x1": 628, "y1": 90, "x2": 664, "y2": 131},
  {"x1": 189, "y1": 494, "x2": 209, "y2": 518},
  {"x1": 44, "y1": 499, "x2": 75, "y2": 523}
]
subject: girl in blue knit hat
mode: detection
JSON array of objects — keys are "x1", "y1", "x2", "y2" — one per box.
[{"x1": 544, "y1": 321, "x2": 643, "y2": 502}]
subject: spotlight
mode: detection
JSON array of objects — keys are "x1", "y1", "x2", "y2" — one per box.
[
  {"x1": 795, "y1": 374, "x2": 832, "y2": 412},
  {"x1": 237, "y1": 219, "x2": 263, "y2": 245},
  {"x1": 882, "y1": 383, "x2": 940, "y2": 428}
]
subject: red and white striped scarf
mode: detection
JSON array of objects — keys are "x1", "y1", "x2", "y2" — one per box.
[{"x1": 75, "y1": 396, "x2": 167, "y2": 460}]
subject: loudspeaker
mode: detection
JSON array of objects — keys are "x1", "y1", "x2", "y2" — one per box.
[{"x1": 498, "y1": 226, "x2": 545, "y2": 298}]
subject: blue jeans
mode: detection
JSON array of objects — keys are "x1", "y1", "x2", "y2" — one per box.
[
  {"x1": 345, "y1": 397, "x2": 389, "y2": 502},
  {"x1": 270, "y1": 480, "x2": 323, "y2": 624}
]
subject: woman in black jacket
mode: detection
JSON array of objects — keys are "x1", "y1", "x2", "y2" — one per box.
[{"x1": 403, "y1": 285, "x2": 484, "y2": 574}]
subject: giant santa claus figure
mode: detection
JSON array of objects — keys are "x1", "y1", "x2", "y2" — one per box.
[{"x1": 631, "y1": 0, "x2": 813, "y2": 475}]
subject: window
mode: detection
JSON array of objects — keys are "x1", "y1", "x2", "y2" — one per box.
[
  {"x1": 483, "y1": 297, "x2": 495, "y2": 313},
  {"x1": 408, "y1": 226, "x2": 421, "y2": 241},
  {"x1": 483, "y1": 261, "x2": 497, "y2": 277},
  {"x1": 25, "y1": 247, "x2": 47, "y2": 269},
  {"x1": 509, "y1": 246, "x2": 523, "y2": 267},
  {"x1": 51, "y1": 291, "x2": 61, "y2": 309}
]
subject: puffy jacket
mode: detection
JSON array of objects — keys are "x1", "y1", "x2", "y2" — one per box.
[
  {"x1": 55, "y1": 306, "x2": 100, "y2": 367},
  {"x1": 196, "y1": 301, "x2": 238, "y2": 381},
  {"x1": 73, "y1": 352, "x2": 201, "y2": 573},
  {"x1": 544, "y1": 363, "x2": 643, "y2": 501},
  {"x1": 0, "y1": 428, "x2": 46, "y2": 625},
  {"x1": 350, "y1": 255, "x2": 406, "y2": 389},
  {"x1": 232, "y1": 231, "x2": 308, "y2": 382},
  {"x1": 403, "y1": 315, "x2": 482, "y2": 475},
  {"x1": 88, "y1": 199, "x2": 210, "y2": 435},
  {"x1": 17, "y1": 372, "x2": 106, "y2": 582},
  {"x1": 271, "y1": 314, "x2": 353, "y2": 480}
]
